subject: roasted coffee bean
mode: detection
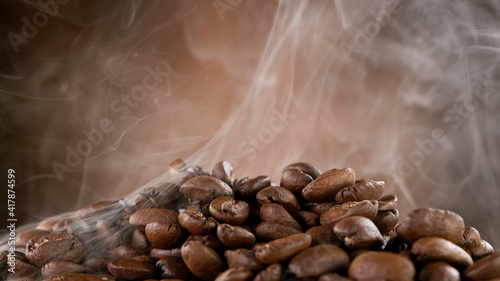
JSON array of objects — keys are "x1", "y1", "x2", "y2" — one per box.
[
  {"x1": 306, "y1": 225, "x2": 341, "y2": 246},
  {"x1": 335, "y1": 179, "x2": 384, "y2": 204},
  {"x1": 458, "y1": 238, "x2": 494, "y2": 260},
  {"x1": 225, "y1": 249, "x2": 263, "y2": 272},
  {"x1": 372, "y1": 209, "x2": 399, "y2": 234},
  {"x1": 181, "y1": 241, "x2": 226, "y2": 281},
  {"x1": 25, "y1": 232, "x2": 85, "y2": 266},
  {"x1": 411, "y1": 237, "x2": 473, "y2": 267},
  {"x1": 212, "y1": 161, "x2": 234, "y2": 186},
  {"x1": 307, "y1": 202, "x2": 337, "y2": 215},
  {"x1": 41, "y1": 261, "x2": 87, "y2": 279},
  {"x1": 129, "y1": 208, "x2": 179, "y2": 229},
  {"x1": 463, "y1": 251, "x2": 500, "y2": 280},
  {"x1": 185, "y1": 235, "x2": 224, "y2": 254},
  {"x1": 149, "y1": 248, "x2": 182, "y2": 259},
  {"x1": 284, "y1": 162, "x2": 322, "y2": 179},
  {"x1": 217, "y1": 224, "x2": 256, "y2": 248},
  {"x1": 294, "y1": 210, "x2": 319, "y2": 229},
  {"x1": 131, "y1": 228, "x2": 151, "y2": 252},
  {"x1": 180, "y1": 175, "x2": 233, "y2": 201},
  {"x1": 334, "y1": 216, "x2": 384, "y2": 250},
  {"x1": 184, "y1": 200, "x2": 211, "y2": 217},
  {"x1": 260, "y1": 203, "x2": 302, "y2": 231},
  {"x1": 418, "y1": 261, "x2": 460, "y2": 281},
  {"x1": 255, "y1": 222, "x2": 302, "y2": 241},
  {"x1": 131, "y1": 255, "x2": 157, "y2": 264},
  {"x1": 254, "y1": 263, "x2": 282, "y2": 281},
  {"x1": 108, "y1": 259, "x2": 157, "y2": 280},
  {"x1": 302, "y1": 168, "x2": 355, "y2": 203},
  {"x1": 256, "y1": 186, "x2": 300, "y2": 214},
  {"x1": 348, "y1": 251, "x2": 415, "y2": 281},
  {"x1": 320, "y1": 200, "x2": 378, "y2": 227},
  {"x1": 378, "y1": 194, "x2": 398, "y2": 210},
  {"x1": 15, "y1": 229, "x2": 51, "y2": 248},
  {"x1": 210, "y1": 196, "x2": 250, "y2": 225},
  {"x1": 288, "y1": 244, "x2": 349, "y2": 277},
  {"x1": 255, "y1": 233, "x2": 311, "y2": 264},
  {"x1": 178, "y1": 208, "x2": 218, "y2": 235},
  {"x1": 462, "y1": 227, "x2": 482, "y2": 241},
  {"x1": 83, "y1": 257, "x2": 111, "y2": 274},
  {"x1": 156, "y1": 256, "x2": 194, "y2": 280},
  {"x1": 135, "y1": 183, "x2": 184, "y2": 210},
  {"x1": 11, "y1": 251, "x2": 38, "y2": 278},
  {"x1": 280, "y1": 168, "x2": 314, "y2": 194},
  {"x1": 112, "y1": 245, "x2": 142, "y2": 260},
  {"x1": 234, "y1": 176, "x2": 271, "y2": 200},
  {"x1": 215, "y1": 267, "x2": 253, "y2": 281},
  {"x1": 318, "y1": 273, "x2": 353, "y2": 281},
  {"x1": 145, "y1": 222, "x2": 185, "y2": 249},
  {"x1": 168, "y1": 158, "x2": 209, "y2": 186},
  {"x1": 46, "y1": 273, "x2": 117, "y2": 280},
  {"x1": 396, "y1": 208, "x2": 465, "y2": 244}
]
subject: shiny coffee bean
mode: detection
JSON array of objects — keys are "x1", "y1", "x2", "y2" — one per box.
[
  {"x1": 234, "y1": 176, "x2": 271, "y2": 200},
  {"x1": 411, "y1": 237, "x2": 473, "y2": 267},
  {"x1": 112, "y1": 245, "x2": 142, "y2": 260},
  {"x1": 255, "y1": 233, "x2": 311, "y2": 264},
  {"x1": 254, "y1": 263, "x2": 282, "y2": 281},
  {"x1": 131, "y1": 255, "x2": 156, "y2": 264},
  {"x1": 320, "y1": 200, "x2": 378, "y2": 227},
  {"x1": 217, "y1": 224, "x2": 256, "y2": 248},
  {"x1": 131, "y1": 228, "x2": 151, "y2": 252},
  {"x1": 181, "y1": 241, "x2": 226, "y2": 281},
  {"x1": 46, "y1": 273, "x2": 117, "y2": 281},
  {"x1": 108, "y1": 259, "x2": 157, "y2": 280},
  {"x1": 294, "y1": 210, "x2": 319, "y2": 229},
  {"x1": 145, "y1": 222, "x2": 185, "y2": 249},
  {"x1": 135, "y1": 183, "x2": 184, "y2": 210},
  {"x1": 212, "y1": 161, "x2": 234, "y2": 186},
  {"x1": 184, "y1": 200, "x2": 211, "y2": 217},
  {"x1": 372, "y1": 209, "x2": 399, "y2": 234},
  {"x1": 307, "y1": 202, "x2": 337, "y2": 215},
  {"x1": 82, "y1": 257, "x2": 111, "y2": 274},
  {"x1": 463, "y1": 251, "x2": 500, "y2": 280},
  {"x1": 348, "y1": 251, "x2": 415, "y2": 281},
  {"x1": 185, "y1": 235, "x2": 224, "y2": 254},
  {"x1": 12, "y1": 251, "x2": 39, "y2": 278},
  {"x1": 458, "y1": 238, "x2": 494, "y2": 260},
  {"x1": 302, "y1": 168, "x2": 355, "y2": 203},
  {"x1": 215, "y1": 267, "x2": 253, "y2": 281},
  {"x1": 284, "y1": 162, "x2": 322, "y2": 179},
  {"x1": 280, "y1": 168, "x2": 314, "y2": 194},
  {"x1": 25, "y1": 232, "x2": 85, "y2": 266},
  {"x1": 180, "y1": 175, "x2": 233, "y2": 201},
  {"x1": 260, "y1": 203, "x2": 302, "y2": 231},
  {"x1": 15, "y1": 229, "x2": 50, "y2": 248},
  {"x1": 149, "y1": 248, "x2": 182, "y2": 259},
  {"x1": 288, "y1": 244, "x2": 349, "y2": 277},
  {"x1": 418, "y1": 261, "x2": 460, "y2": 281},
  {"x1": 255, "y1": 222, "x2": 302, "y2": 241},
  {"x1": 378, "y1": 194, "x2": 398, "y2": 210},
  {"x1": 225, "y1": 249, "x2": 263, "y2": 272},
  {"x1": 462, "y1": 227, "x2": 482, "y2": 241},
  {"x1": 41, "y1": 261, "x2": 87, "y2": 280},
  {"x1": 210, "y1": 196, "x2": 250, "y2": 225},
  {"x1": 335, "y1": 179, "x2": 384, "y2": 204},
  {"x1": 306, "y1": 225, "x2": 341, "y2": 246},
  {"x1": 334, "y1": 216, "x2": 384, "y2": 250},
  {"x1": 129, "y1": 208, "x2": 179, "y2": 230},
  {"x1": 178, "y1": 208, "x2": 218, "y2": 235},
  {"x1": 156, "y1": 256, "x2": 194, "y2": 280},
  {"x1": 395, "y1": 208, "x2": 465, "y2": 244},
  {"x1": 256, "y1": 186, "x2": 300, "y2": 214}
]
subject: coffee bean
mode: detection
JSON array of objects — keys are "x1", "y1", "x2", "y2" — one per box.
[
  {"x1": 25, "y1": 232, "x2": 85, "y2": 266},
  {"x1": 463, "y1": 251, "x2": 500, "y2": 280},
  {"x1": 334, "y1": 216, "x2": 384, "y2": 250},
  {"x1": 320, "y1": 200, "x2": 378, "y2": 227},
  {"x1": 212, "y1": 161, "x2": 234, "y2": 186},
  {"x1": 255, "y1": 222, "x2": 302, "y2": 241},
  {"x1": 335, "y1": 179, "x2": 384, "y2": 204},
  {"x1": 108, "y1": 259, "x2": 157, "y2": 280},
  {"x1": 131, "y1": 228, "x2": 151, "y2": 252},
  {"x1": 284, "y1": 162, "x2": 322, "y2": 179},
  {"x1": 41, "y1": 261, "x2": 87, "y2": 280},
  {"x1": 145, "y1": 222, "x2": 186, "y2": 249},
  {"x1": 83, "y1": 257, "x2": 111, "y2": 274},
  {"x1": 260, "y1": 203, "x2": 302, "y2": 231},
  {"x1": 378, "y1": 194, "x2": 398, "y2": 210},
  {"x1": 46, "y1": 273, "x2": 117, "y2": 280},
  {"x1": 288, "y1": 244, "x2": 349, "y2": 277},
  {"x1": 256, "y1": 186, "x2": 300, "y2": 214},
  {"x1": 215, "y1": 267, "x2": 253, "y2": 281},
  {"x1": 217, "y1": 224, "x2": 256, "y2": 248},
  {"x1": 302, "y1": 168, "x2": 355, "y2": 203},
  {"x1": 11, "y1": 251, "x2": 39, "y2": 278},
  {"x1": 411, "y1": 237, "x2": 473, "y2": 267},
  {"x1": 210, "y1": 196, "x2": 250, "y2": 225},
  {"x1": 149, "y1": 248, "x2": 182, "y2": 259},
  {"x1": 225, "y1": 249, "x2": 263, "y2": 272},
  {"x1": 179, "y1": 208, "x2": 218, "y2": 235},
  {"x1": 305, "y1": 225, "x2": 341, "y2": 246},
  {"x1": 168, "y1": 158, "x2": 209, "y2": 186},
  {"x1": 396, "y1": 208, "x2": 465, "y2": 244},
  {"x1": 418, "y1": 261, "x2": 460, "y2": 281},
  {"x1": 372, "y1": 209, "x2": 399, "y2": 234},
  {"x1": 15, "y1": 229, "x2": 50, "y2": 248},
  {"x1": 181, "y1": 241, "x2": 226, "y2": 281},
  {"x1": 95, "y1": 220, "x2": 121, "y2": 249},
  {"x1": 318, "y1": 273, "x2": 353, "y2": 281},
  {"x1": 135, "y1": 183, "x2": 184, "y2": 210},
  {"x1": 280, "y1": 168, "x2": 314, "y2": 194},
  {"x1": 254, "y1": 263, "x2": 282, "y2": 281},
  {"x1": 184, "y1": 200, "x2": 211, "y2": 217},
  {"x1": 112, "y1": 245, "x2": 142, "y2": 260},
  {"x1": 307, "y1": 202, "x2": 337, "y2": 215},
  {"x1": 156, "y1": 256, "x2": 194, "y2": 279},
  {"x1": 185, "y1": 235, "x2": 224, "y2": 254},
  {"x1": 348, "y1": 251, "x2": 415, "y2": 281},
  {"x1": 294, "y1": 210, "x2": 319, "y2": 229},
  {"x1": 458, "y1": 238, "x2": 494, "y2": 260},
  {"x1": 255, "y1": 233, "x2": 312, "y2": 264},
  {"x1": 180, "y1": 175, "x2": 233, "y2": 201},
  {"x1": 129, "y1": 208, "x2": 179, "y2": 230},
  {"x1": 234, "y1": 176, "x2": 271, "y2": 200},
  {"x1": 461, "y1": 227, "x2": 482, "y2": 241}
]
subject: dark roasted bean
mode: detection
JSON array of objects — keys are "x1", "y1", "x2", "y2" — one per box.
[
  {"x1": 335, "y1": 179, "x2": 384, "y2": 204},
  {"x1": 41, "y1": 261, "x2": 87, "y2": 280},
  {"x1": 217, "y1": 224, "x2": 256, "y2": 248},
  {"x1": 302, "y1": 168, "x2": 355, "y2": 203},
  {"x1": 129, "y1": 208, "x2": 179, "y2": 229},
  {"x1": 215, "y1": 267, "x2": 253, "y2": 281},
  {"x1": 411, "y1": 237, "x2": 473, "y2": 267},
  {"x1": 372, "y1": 209, "x2": 399, "y2": 235},
  {"x1": 255, "y1": 222, "x2": 302, "y2": 241},
  {"x1": 334, "y1": 216, "x2": 384, "y2": 250},
  {"x1": 280, "y1": 168, "x2": 314, "y2": 194},
  {"x1": 25, "y1": 232, "x2": 85, "y2": 266},
  {"x1": 180, "y1": 175, "x2": 233, "y2": 201},
  {"x1": 145, "y1": 222, "x2": 186, "y2": 249},
  {"x1": 284, "y1": 162, "x2": 322, "y2": 179},
  {"x1": 256, "y1": 186, "x2": 300, "y2": 214},
  {"x1": 156, "y1": 256, "x2": 194, "y2": 280},
  {"x1": 255, "y1": 233, "x2": 311, "y2": 264},
  {"x1": 288, "y1": 244, "x2": 349, "y2": 277},
  {"x1": 112, "y1": 245, "x2": 142, "y2": 260},
  {"x1": 15, "y1": 229, "x2": 51, "y2": 248},
  {"x1": 418, "y1": 261, "x2": 460, "y2": 281},
  {"x1": 348, "y1": 251, "x2": 415, "y2": 281},
  {"x1": 253, "y1": 263, "x2": 282, "y2": 281},
  {"x1": 108, "y1": 259, "x2": 157, "y2": 280},
  {"x1": 181, "y1": 241, "x2": 226, "y2": 281},
  {"x1": 178, "y1": 208, "x2": 218, "y2": 235},
  {"x1": 463, "y1": 251, "x2": 500, "y2": 280},
  {"x1": 260, "y1": 203, "x2": 302, "y2": 231},
  {"x1": 224, "y1": 249, "x2": 263, "y2": 272},
  {"x1": 320, "y1": 200, "x2": 378, "y2": 227},
  {"x1": 210, "y1": 196, "x2": 250, "y2": 225},
  {"x1": 212, "y1": 161, "x2": 234, "y2": 186},
  {"x1": 234, "y1": 176, "x2": 271, "y2": 200}
]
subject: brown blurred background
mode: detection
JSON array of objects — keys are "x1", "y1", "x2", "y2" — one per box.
[{"x1": 1, "y1": 0, "x2": 500, "y2": 249}]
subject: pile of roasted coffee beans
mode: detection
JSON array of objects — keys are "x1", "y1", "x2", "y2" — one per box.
[{"x1": 2, "y1": 159, "x2": 499, "y2": 281}]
